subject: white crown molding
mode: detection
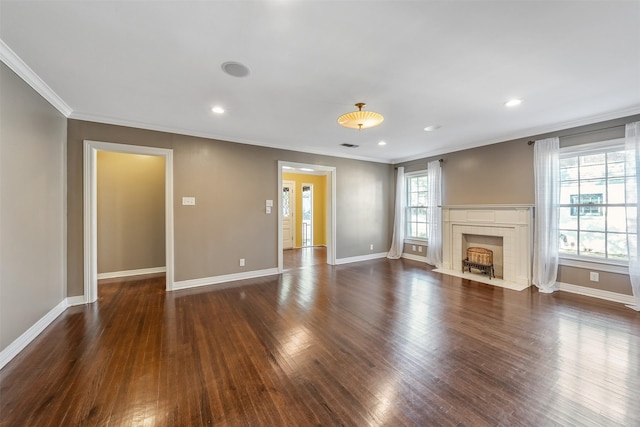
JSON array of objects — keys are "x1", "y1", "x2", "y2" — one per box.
[
  {"x1": 0, "y1": 38, "x2": 72, "y2": 117},
  {"x1": 392, "y1": 106, "x2": 640, "y2": 164},
  {"x1": 70, "y1": 111, "x2": 392, "y2": 164}
]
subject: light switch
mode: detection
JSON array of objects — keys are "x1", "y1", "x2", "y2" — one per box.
[
  {"x1": 266, "y1": 207, "x2": 271, "y2": 214},
  {"x1": 266, "y1": 200, "x2": 273, "y2": 207},
  {"x1": 182, "y1": 197, "x2": 196, "y2": 206}
]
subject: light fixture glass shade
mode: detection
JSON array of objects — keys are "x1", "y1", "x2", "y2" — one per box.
[{"x1": 338, "y1": 103, "x2": 384, "y2": 130}]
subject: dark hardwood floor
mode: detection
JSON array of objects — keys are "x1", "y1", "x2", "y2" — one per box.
[
  {"x1": 283, "y1": 246, "x2": 326, "y2": 270},
  {"x1": 1, "y1": 258, "x2": 639, "y2": 426}
]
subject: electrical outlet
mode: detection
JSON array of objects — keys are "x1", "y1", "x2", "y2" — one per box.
[
  {"x1": 182, "y1": 196, "x2": 196, "y2": 206},
  {"x1": 589, "y1": 272, "x2": 599, "y2": 282},
  {"x1": 412, "y1": 245, "x2": 416, "y2": 251},
  {"x1": 418, "y1": 246, "x2": 422, "y2": 252},
  {"x1": 370, "y1": 244, "x2": 374, "y2": 250},
  {"x1": 239, "y1": 258, "x2": 245, "y2": 267}
]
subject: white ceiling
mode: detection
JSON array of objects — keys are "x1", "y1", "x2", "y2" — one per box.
[{"x1": 1, "y1": 1, "x2": 639, "y2": 163}]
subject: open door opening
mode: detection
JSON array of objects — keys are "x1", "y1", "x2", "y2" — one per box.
[
  {"x1": 84, "y1": 140, "x2": 174, "y2": 303},
  {"x1": 278, "y1": 161, "x2": 336, "y2": 272}
]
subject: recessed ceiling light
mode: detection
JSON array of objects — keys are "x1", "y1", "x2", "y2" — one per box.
[
  {"x1": 211, "y1": 106, "x2": 225, "y2": 114},
  {"x1": 424, "y1": 125, "x2": 441, "y2": 132},
  {"x1": 221, "y1": 61, "x2": 250, "y2": 78},
  {"x1": 505, "y1": 99, "x2": 522, "y2": 107},
  {"x1": 378, "y1": 141, "x2": 387, "y2": 146}
]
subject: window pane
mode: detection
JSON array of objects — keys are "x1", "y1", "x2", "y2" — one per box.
[
  {"x1": 608, "y1": 207, "x2": 627, "y2": 233},
  {"x1": 416, "y1": 207, "x2": 427, "y2": 222},
  {"x1": 580, "y1": 163, "x2": 606, "y2": 179},
  {"x1": 607, "y1": 233, "x2": 628, "y2": 261},
  {"x1": 579, "y1": 231, "x2": 606, "y2": 258},
  {"x1": 559, "y1": 230, "x2": 578, "y2": 255},
  {"x1": 579, "y1": 180, "x2": 606, "y2": 203},
  {"x1": 408, "y1": 208, "x2": 417, "y2": 222},
  {"x1": 580, "y1": 153, "x2": 605, "y2": 167},
  {"x1": 607, "y1": 178, "x2": 626, "y2": 204},
  {"x1": 416, "y1": 223, "x2": 427, "y2": 238},
  {"x1": 560, "y1": 157, "x2": 578, "y2": 180},
  {"x1": 560, "y1": 181, "x2": 579, "y2": 204},
  {"x1": 559, "y1": 207, "x2": 577, "y2": 230},
  {"x1": 581, "y1": 209, "x2": 605, "y2": 231},
  {"x1": 607, "y1": 157, "x2": 625, "y2": 178},
  {"x1": 627, "y1": 177, "x2": 637, "y2": 204}
]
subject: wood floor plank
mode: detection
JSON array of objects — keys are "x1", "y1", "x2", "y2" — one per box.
[{"x1": 1, "y1": 256, "x2": 639, "y2": 426}]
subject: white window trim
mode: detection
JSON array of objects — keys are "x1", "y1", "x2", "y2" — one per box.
[
  {"x1": 558, "y1": 137, "x2": 629, "y2": 271},
  {"x1": 404, "y1": 169, "x2": 429, "y2": 243},
  {"x1": 560, "y1": 137, "x2": 624, "y2": 155}
]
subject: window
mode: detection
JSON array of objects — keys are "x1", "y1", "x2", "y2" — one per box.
[
  {"x1": 558, "y1": 139, "x2": 632, "y2": 263},
  {"x1": 405, "y1": 172, "x2": 429, "y2": 240}
]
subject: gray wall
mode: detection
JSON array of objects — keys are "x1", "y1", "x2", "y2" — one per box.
[
  {"x1": 0, "y1": 63, "x2": 67, "y2": 351},
  {"x1": 395, "y1": 114, "x2": 640, "y2": 296},
  {"x1": 97, "y1": 151, "x2": 165, "y2": 274},
  {"x1": 67, "y1": 120, "x2": 393, "y2": 296}
]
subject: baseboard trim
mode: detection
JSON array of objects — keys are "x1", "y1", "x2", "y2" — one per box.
[
  {"x1": 66, "y1": 295, "x2": 87, "y2": 306},
  {"x1": 335, "y1": 252, "x2": 388, "y2": 265},
  {"x1": 401, "y1": 253, "x2": 430, "y2": 264},
  {"x1": 557, "y1": 282, "x2": 636, "y2": 306},
  {"x1": 172, "y1": 268, "x2": 280, "y2": 291},
  {"x1": 0, "y1": 299, "x2": 68, "y2": 371},
  {"x1": 97, "y1": 267, "x2": 166, "y2": 280}
]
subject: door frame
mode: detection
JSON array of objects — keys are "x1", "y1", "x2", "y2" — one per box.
[
  {"x1": 277, "y1": 161, "x2": 336, "y2": 271},
  {"x1": 83, "y1": 140, "x2": 175, "y2": 303}
]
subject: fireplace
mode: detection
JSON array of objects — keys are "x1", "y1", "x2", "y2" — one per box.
[{"x1": 439, "y1": 205, "x2": 533, "y2": 289}]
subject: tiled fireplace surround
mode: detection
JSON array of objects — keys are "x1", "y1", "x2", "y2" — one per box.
[{"x1": 441, "y1": 205, "x2": 534, "y2": 287}]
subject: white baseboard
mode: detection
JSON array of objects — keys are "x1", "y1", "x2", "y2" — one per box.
[
  {"x1": 335, "y1": 252, "x2": 388, "y2": 265},
  {"x1": 97, "y1": 266, "x2": 166, "y2": 280},
  {"x1": 557, "y1": 282, "x2": 636, "y2": 306},
  {"x1": 402, "y1": 253, "x2": 430, "y2": 264},
  {"x1": 66, "y1": 295, "x2": 87, "y2": 306},
  {"x1": 172, "y1": 268, "x2": 280, "y2": 291},
  {"x1": 0, "y1": 299, "x2": 68, "y2": 370}
]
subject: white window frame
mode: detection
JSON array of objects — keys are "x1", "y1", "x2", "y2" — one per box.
[
  {"x1": 558, "y1": 138, "x2": 629, "y2": 274},
  {"x1": 404, "y1": 170, "x2": 429, "y2": 245}
]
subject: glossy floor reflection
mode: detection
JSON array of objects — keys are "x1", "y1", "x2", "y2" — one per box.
[
  {"x1": 1, "y1": 258, "x2": 639, "y2": 426},
  {"x1": 283, "y1": 246, "x2": 326, "y2": 270}
]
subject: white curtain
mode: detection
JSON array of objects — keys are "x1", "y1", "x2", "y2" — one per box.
[
  {"x1": 426, "y1": 160, "x2": 442, "y2": 267},
  {"x1": 532, "y1": 137, "x2": 560, "y2": 293},
  {"x1": 387, "y1": 167, "x2": 405, "y2": 259},
  {"x1": 625, "y1": 121, "x2": 640, "y2": 311}
]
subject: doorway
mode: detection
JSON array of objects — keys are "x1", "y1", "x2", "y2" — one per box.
[
  {"x1": 277, "y1": 161, "x2": 336, "y2": 272},
  {"x1": 84, "y1": 140, "x2": 174, "y2": 303}
]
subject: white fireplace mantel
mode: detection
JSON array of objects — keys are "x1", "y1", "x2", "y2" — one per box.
[{"x1": 441, "y1": 205, "x2": 533, "y2": 288}]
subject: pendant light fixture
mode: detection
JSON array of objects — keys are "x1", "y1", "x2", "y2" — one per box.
[{"x1": 337, "y1": 102, "x2": 384, "y2": 131}]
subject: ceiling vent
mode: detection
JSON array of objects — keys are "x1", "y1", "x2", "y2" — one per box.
[{"x1": 340, "y1": 143, "x2": 360, "y2": 148}]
